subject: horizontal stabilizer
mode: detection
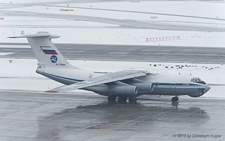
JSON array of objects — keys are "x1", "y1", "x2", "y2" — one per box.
[{"x1": 8, "y1": 32, "x2": 60, "y2": 39}]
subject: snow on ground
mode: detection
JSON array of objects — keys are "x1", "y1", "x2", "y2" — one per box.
[
  {"x1": 8, "y1": 4, "x2": 225, "y2": 24},
  {"x1": 1, "y1": 28, "x2": 225, "y2": 47},
  {"x1": 1, "y1": 1, "x2": 225, "y2": 47},
  {"x1": 0, "y1": 0, "x2": 61, "y2": 4},
  {"x1": 73, "y1": 1, "x2": 225, "y2": 20},
  {"x1": 1, "y1": 59, "x2": 225, "y2": 99}
]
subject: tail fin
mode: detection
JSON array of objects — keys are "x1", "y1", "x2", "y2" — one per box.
[{"x1": 9, "y1": 32, "x2": 73, "y2": 67}]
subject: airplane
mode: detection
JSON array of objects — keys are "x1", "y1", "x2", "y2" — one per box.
[{"x1": 9, "y1": 32, "x2": 211, "y2": 103}]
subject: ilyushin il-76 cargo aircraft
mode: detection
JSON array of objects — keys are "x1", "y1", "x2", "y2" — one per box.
[{"x1": 10, "y1": 32, "x2": 211, "y2": 103}]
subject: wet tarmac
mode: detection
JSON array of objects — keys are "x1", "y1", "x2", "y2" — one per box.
[
  {"x1": 1, "y1": 43, "x2": 225, "y2": 64},
  {"x1": 0, "y1": 91, "x2": 224, "y2": 141}
]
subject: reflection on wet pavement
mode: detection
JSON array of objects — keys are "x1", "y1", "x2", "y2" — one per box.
[{"x1": 0, "y1": 91, "x2": 224, "y2": 141}]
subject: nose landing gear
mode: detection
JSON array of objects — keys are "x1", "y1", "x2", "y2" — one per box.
[{"x1": 171, "y1": 96, "x2": 179, "y2": 102}]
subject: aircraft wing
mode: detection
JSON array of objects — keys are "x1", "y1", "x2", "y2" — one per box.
[{"x1": 46, "y1": 70, "x2": 149, "y2": 93}]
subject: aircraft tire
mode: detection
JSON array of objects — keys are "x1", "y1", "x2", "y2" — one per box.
[
  {"x1": 129, "y1": 97, "x2": 137, "y2": 103},
  {"x1": 118, "y1": 96, "x2": 127, "y2": 102},
  {"x1": 171, "y1": 96, "x2": 179, "y2": 102},
  {"x1": 108, "y1": 95, "x2": 116, "y2": 102}
]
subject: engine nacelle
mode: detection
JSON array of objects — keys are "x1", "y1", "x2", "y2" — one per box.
[
  {"x1": 84, "y1": 85, "x2": 138, "y2": 95},
  {"x1": 111, "y1": 86, "x2": 138, "y2": 95},
  {"x1": 132, "y1": 83, "x2": 154, "y2": 92}
]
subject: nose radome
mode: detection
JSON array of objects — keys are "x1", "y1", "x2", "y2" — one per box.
[{"x1": 205, "y1": 84, "x2": 211, "y2": 93}]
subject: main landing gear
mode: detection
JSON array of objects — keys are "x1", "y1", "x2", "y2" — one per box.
[
  {"x1": 171, "y1": 96, "x2": 179, "y2": 102},
  {"x1": 107, "y1": 95, "x2": 116, "y2": 102},
  {"x1": 118, "y1": 96, "x2": 127, "y2": 103},
  {"x1": 107, "y1": 95, "x2": 137, "y2": 103}
]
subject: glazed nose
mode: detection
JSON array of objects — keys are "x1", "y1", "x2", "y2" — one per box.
[{"x1": 205, "y1": 84, "x2": 211, "y2": 93}]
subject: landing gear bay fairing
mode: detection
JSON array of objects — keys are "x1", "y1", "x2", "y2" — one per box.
[{"x1": 9, "y1": 32, "x2": 211, "y2": 102}]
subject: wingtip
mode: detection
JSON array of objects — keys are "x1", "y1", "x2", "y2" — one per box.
[
  {"x1": 46, "y1": 90, "x2": 58, "y2": 93},
  {"x1": 7, "y1": 36, "x2": 17, "y2": 38}
]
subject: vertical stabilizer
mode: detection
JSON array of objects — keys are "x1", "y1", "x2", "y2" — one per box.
[{"x1": 9, "y1": 32, "x2": 73, "y2": 67}]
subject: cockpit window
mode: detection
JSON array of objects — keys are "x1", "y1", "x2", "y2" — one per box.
[{"x1": 191, "y1": 77, "x2": 206, "y2": 84}]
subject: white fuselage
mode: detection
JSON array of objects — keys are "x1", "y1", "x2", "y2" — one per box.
[{"x1": 37, "y1": 65, "x2": 210, "y2": 98}]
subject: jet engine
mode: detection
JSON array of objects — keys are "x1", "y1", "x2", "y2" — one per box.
[
  {"x1": 122, "y1": 79, "x2": 154, "y2": 92},
  {"x1": 131, "y1": 83, "x2": 154, "y2": 92},
  {"x1": 110, "y1": 86, "x2": 138, "y2": 95},
  {"x1": 84, "y1": 85, "x2": 138, "y2": 95}
]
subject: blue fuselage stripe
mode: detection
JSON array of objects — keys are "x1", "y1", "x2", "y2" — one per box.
[
  {"x1": 156, "y1": 83, "x2": 201, "y2": 86},
  {"x1": 41, "y1": 72, "x2": 83, "y2": 82}
]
